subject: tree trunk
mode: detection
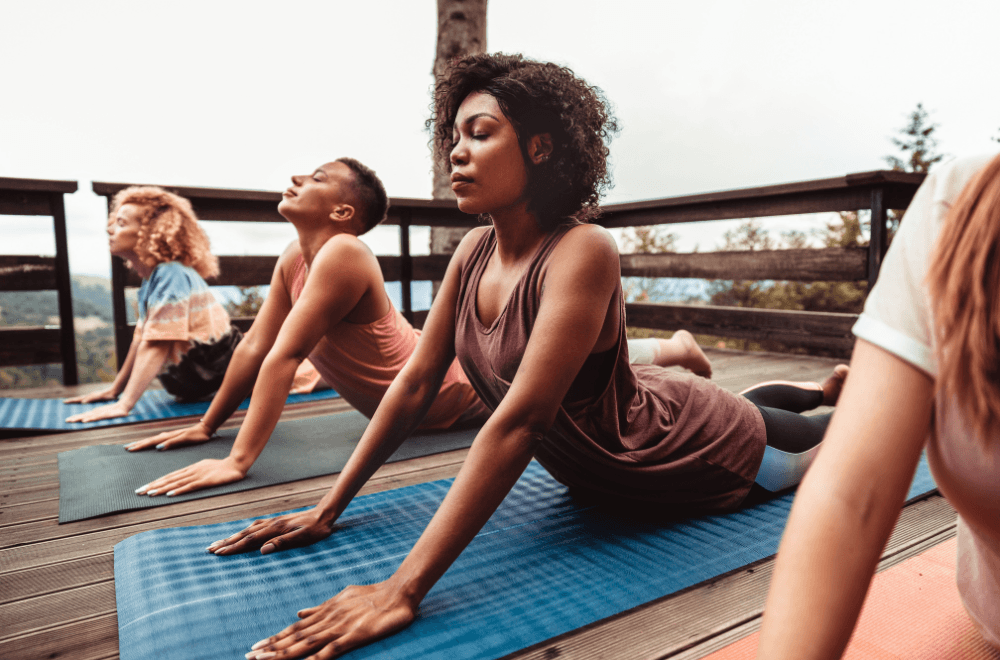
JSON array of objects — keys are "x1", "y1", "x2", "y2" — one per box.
[{"x1": 430, "y1": 0, "x2": 486, "y2": 286}]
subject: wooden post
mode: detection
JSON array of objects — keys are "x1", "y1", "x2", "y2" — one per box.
[
  {"x1": 868, "y1": 186, "x2": 886, "y2": 291},
  {"x1": 49, "y1": 192, "x2": 78, "y2": 385},
  {"x1": 400, "y1": 208, "x2": 413, "y2": 323}
]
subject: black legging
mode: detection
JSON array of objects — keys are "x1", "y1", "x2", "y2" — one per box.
[{"x1": 741, "y1": 384, "x2": 832, "y2": 454}]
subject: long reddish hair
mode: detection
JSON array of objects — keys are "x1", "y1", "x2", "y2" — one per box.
[{"x1": 927, "y1": 153, "x2": 1000, "y2": 442}]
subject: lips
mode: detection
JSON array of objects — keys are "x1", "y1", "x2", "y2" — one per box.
[
  {"x1": 282, "y1": 188, "x2": 297, "y2": 198},
  {"x1": 451, "y1": 172, "x2": 473, "y2": 184}
]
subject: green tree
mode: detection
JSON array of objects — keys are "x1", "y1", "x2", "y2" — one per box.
[
  {"x1": 618, "y1": 226, "x2": 699, "y2": 304},
  {"x1": 226, "y1": 287, "x2": 264, "y2": 318},
  {"x1": 707, "y1": 219, "x2": 775, "y2": 309},
  {"x1": 884, "y1": 103, "x2": 945, "y2": 242},
  {"x1": 885, "y1": 103, "x2": 945, "y2": 173}
]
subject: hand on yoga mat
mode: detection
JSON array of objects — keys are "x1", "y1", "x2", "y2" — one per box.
[
  {"x1": 207, "y1": 509, "x2": 335, "y2": 555},
  {"x1": 65, "y1": 401, "x2": 131, "y2": 423},
  {"x1": 246, "y1": 582, "x2": 416, "y2": 660},
  {"x1": 135, "y1": 457, "x2": 246, "y2": 496},
  {"x1": 126, "y1": 421, "x2": 214, "y2": 452},
  {"x1": 63, "y1": 387, "x2": 119, "y2": 405}
]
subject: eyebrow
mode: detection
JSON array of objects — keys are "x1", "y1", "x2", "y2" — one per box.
[{"x1": 460, "y1": 112, "x2": 500, "y2": 126}]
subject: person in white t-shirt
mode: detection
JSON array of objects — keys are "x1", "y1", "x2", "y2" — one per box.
[{"x1": 755, "y1": 151, "x2": 1000, "y2": 658}]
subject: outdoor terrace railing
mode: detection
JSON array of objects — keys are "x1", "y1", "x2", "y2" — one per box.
[
  {"x1": 0, "y1": 177, "x2": 79, "y2": 385},
  {"x1": 95, "y1": 169, "x2": 925, "y2": 367},
  {"x1": 91, "y1": 181, "x2": 477, "y2": 366}
]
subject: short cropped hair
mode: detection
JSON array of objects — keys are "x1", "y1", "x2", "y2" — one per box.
[
  {"x1": 110, "y1": 186, "x2": 219, "y2": 279},
  {"x1": 335, "y1": 157, "x2": 389, "y2": 235},
  {"x1": 429, "y1": 52, "x2": 619, "y2": 228}
]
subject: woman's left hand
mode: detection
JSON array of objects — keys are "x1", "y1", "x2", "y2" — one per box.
[
  {"x1": 247, "y1": 581, "x2": 417, "y2": 659},
  {"x1": 65, "y1": 401, "x2": 132, "y2": 423},
  {"x1": 135, "y1": 457, "x2": 246, "y2": 497}
]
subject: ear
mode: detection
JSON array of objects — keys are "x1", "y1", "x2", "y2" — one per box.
[
  {"x1": 329, "y1": 204, "x2": 356, "y2": 225},
  {"x1": 527, "y1": 133, "x2": 554, "y2": 165}
]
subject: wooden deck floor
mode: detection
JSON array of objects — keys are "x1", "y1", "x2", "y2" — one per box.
[{"x1": 0, "y1": 350, "x2": 955, "y2": 660}]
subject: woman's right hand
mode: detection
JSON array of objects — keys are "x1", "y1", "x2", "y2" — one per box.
[
  {"x1": 126, "y1": 421, "x2": 214, "y2": 452},
  {"x1": 64, "y1": 388, "x2": 118, "y2": 405},
  {"x1": 207, "y1": 508, "x2": 335, "y2": 556}
]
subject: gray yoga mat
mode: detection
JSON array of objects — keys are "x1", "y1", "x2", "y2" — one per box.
[{"x1": 57, "y1": 411, "x2": 479, "y2": 523}]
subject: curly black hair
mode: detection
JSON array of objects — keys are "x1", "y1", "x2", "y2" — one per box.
[
  {"x1": 335, "y1": 157, "x2": 389, "y2": 235},
  {"x1": 428, "y1": 52, "x2": 619, "y2": 228}
]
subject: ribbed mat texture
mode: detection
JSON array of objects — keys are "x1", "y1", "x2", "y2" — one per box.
[
  {"x1": 59, "y1": 411, "x2": 478, "y2": 522},
  {"x1": 0, "y1": 388, "x2": 339, "y2": 432},
  {"x1": 114, "y1": 457, "x2": 937, "y2": 659}
]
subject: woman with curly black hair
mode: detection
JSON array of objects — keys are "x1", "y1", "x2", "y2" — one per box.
[{"x1": 226, "y1": 53, "x2": 848, "y2": 659}]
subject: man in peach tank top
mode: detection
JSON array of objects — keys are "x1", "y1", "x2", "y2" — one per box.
[{"x1": 126, "y1": 158, "x2": 489, "y2": 497}]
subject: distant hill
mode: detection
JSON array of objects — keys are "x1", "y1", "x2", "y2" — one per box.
[{"x1": 0, "y1": 275, "x2": 113, "y2": 326}]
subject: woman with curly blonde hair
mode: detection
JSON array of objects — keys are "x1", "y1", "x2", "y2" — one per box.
[
  {"x1": 757, "y1": 151, "x2": 1000, "y2": 658},
  {"x1": 65, "y1": 186, "x2": 238, "y2": 422}
]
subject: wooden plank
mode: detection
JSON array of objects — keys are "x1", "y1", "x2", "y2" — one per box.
[
  {"x1": 1, "y1": 553, "x2": 113, "y2": 606},
  {"x1": 626, "y1": 303, "x2": 857, "y2": 352},
  {"x1": 0, "y1": 580, "x2": 116, "y2": 640},
  {"x1": 0, "y1": 326, "x2": 61, "y2": 366},
  {"x1": 0, "y1": 256, "x2": 58, "y2": 291},
  {"x1": 0, "y1": 176, "x2": 78, "y2": 194},
  {"x1": 506, "y1": 495, "x2": 955, "y2": 660},
  {"x1": 0, "y1": 611, "x2": 119, "y2": 660},
  {"x1": 619, "y1": 248, "x2": 867, "y2": 282},
  {"x1": 598, "y1": 171, "x2": 925, "y2": 228},
  {"x1": 122, "y1": 255, "x2": 279, "y2": 288}
]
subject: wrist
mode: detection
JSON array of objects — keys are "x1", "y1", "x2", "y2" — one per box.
[
  {"x1": 384, "y1": 569, "x2": 428, "y2": 612},
  {"x1": 227, "y1": 452, "x2": 253, "y2": 475},
  {"x1": 197, "y1": 418, "x2": 217, "y2": 436}
]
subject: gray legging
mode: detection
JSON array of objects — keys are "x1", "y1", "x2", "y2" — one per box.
[{"x1": 741, "y1": 383, "x2": 831, "y2": 453}]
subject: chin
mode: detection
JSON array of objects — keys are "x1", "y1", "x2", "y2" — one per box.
[{"x1": 455, "y1": 197, "x2": 485, "y2": 215}]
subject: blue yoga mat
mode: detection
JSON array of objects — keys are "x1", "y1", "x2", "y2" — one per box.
[
  {"x1": 0, "y1": 388, "x2": 339, "y2": 432},
  {"x1": 114, "y1": 457, "x2": 937, "y2": 660}
]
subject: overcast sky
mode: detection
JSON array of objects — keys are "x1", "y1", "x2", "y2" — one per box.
[{"x1": 2, "y1": 0, "x2": 999, "y2": 277}]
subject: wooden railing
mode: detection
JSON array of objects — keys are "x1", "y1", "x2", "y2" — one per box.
[
  {"x1": 95, "y1": 169, "x2": 925, "y2": 365},
  {"x1": 0, "y1": 177, "x2": 79, "y2": 384},
  {"x1": 92, "y1": 182, "x2": 477, "y2": 366}
]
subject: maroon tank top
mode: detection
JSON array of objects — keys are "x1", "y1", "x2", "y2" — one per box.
[{"x1": 454, "y1": 225, "x2": 766, "y2": 513}]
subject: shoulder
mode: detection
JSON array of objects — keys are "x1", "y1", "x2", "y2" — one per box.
[
  {"x1": 549, "y1": 224, "x2": 620, "y2": 277},
  {"x1": 311, "y1": 234, "x2": 380, "y2": 280},
  {"x1": 147, "y1": 261, "x2": 197, "y2": 288},
  {"x1": 450, "y1": 225, "x2": 493, "y2": 270}
]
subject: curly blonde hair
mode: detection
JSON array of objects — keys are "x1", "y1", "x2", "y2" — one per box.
[{"x1": 110, "y1": 186, "x2": 219, "y2": 279}]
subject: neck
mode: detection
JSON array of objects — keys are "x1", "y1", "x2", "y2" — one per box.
[
  {"x1": 490, "y1": 202, "x2": 548, "y2": 265},
  {"x1": 293, "y1": 221, "x2": 350, "y2": 268},
  {"x1": 121, "y1": 252, "x2": 154, "y2": 279}
]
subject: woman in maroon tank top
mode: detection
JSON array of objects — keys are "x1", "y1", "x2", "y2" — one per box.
[{"x1": 230, "y1": 54, "x2": 848, "y2": 660}]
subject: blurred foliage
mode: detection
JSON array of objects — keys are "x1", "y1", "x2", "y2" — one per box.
[{"x1": 226, "y1": 287, "x2": 265, "y2": 317}]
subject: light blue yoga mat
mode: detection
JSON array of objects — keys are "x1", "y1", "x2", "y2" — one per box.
[
  {"x1": 0, "y1": 388, "x2": 339, "y2": 433},
  {"x1": 114, "y1": 457, "x2": 937, "y2": 660}
]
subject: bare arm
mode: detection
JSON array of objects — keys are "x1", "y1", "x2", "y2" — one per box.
[
  {"x1": 246, "y1": 225, "x2": 623, "y2": 660},
  {"x1": 137, "y1": 237, "x2": 377, "y2": 496},
  {"x1": 127, "y1": 246, "x2": 299, "y2": 451},
  {"x1": 65, "y1": 337, "x2": 172, "y2": 422},
  {"x1": 755, "y1": 339, "x2": 933, "y2": 659}
]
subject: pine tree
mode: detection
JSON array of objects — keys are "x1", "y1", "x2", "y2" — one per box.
[{"x1": 885, "y1": 103, "x2": 944, "y2": 173}]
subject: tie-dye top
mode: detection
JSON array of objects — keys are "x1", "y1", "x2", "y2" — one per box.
[{"x1": 134, "y1": 261, "x2": 232, "y2": 367}]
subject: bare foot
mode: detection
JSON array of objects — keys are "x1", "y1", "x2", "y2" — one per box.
[
  {"x1": 821, "y1": 364, "x2": 850, "y2": 406},
  {"x1": 665, "y1": 330, "x2": 713, "y2": 379}
]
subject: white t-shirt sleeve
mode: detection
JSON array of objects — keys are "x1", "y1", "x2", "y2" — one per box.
[
  {"x1": 853, "y1": 152, "x2": 1000, "y2": 378},
  {"x1": 852, "y1": 170, "x2": 939, "y2": 376}
]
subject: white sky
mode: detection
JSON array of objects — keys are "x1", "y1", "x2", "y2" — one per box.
[{"x1": 2, "y1": 0, "x2": 999, "y2": 277}]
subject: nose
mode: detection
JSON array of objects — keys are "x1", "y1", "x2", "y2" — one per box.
[
  {"x1": 291, "y1": 174, "x2": 304, "y2": 185},
  {"x1": 450, "y1": 136, "x2": 468, "y2": 167}
]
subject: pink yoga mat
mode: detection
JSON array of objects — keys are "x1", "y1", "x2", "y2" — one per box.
[{"x1": 704, "y1": 537, "x2": 999, "y2": 659}]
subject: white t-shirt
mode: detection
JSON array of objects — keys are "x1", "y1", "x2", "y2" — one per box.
[{"x1": 853, "y1": 152, "x2": 1000, "y2": 649}]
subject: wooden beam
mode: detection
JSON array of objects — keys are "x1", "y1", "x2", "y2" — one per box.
[
  {"x1": 626, "y1": 302, "x2": 857, "y2": 352},
  {"x1": 0, "y1": 327, "x2": 62, "y2": 367},
  {"x1": 0, "y1": 256, "x2": 57, "y2": 291},
  {"x1": 620, "y1": 247, "x2": 867, "y2": 282}
]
